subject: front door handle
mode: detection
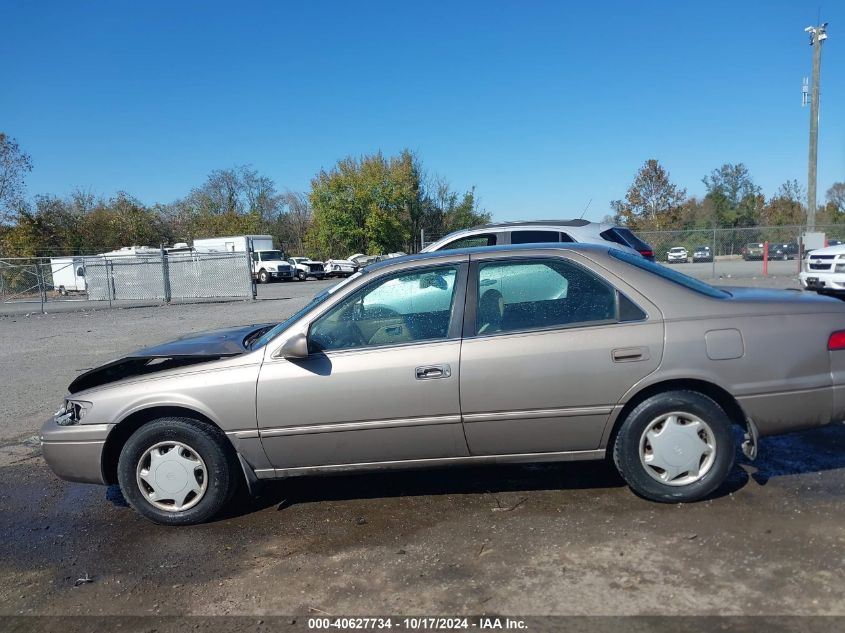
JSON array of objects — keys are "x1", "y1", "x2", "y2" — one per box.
[
  {"x1": 415, "y1": 364, "x2": 452, "y2": 380},
  {"x1": 611, "y1": 347, "x2": 649, "y2": 362}
]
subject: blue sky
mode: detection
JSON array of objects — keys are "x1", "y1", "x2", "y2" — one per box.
[{"x1": 2, "y1": 0, "x2": 843, "y2": 222}]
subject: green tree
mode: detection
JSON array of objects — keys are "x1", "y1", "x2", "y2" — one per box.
[
  {"x1": 610, "y1": 160, "x2": 687, "y2": 230},
  {"x1": 701, "y1": 163, "x2": 762, "y2": 227},
  {"x1": 760, "y1": 180, "x2": 806, "y2": 226},
  {"x1": 307, "y1": 151, "x2": 418, "y2": 258}
]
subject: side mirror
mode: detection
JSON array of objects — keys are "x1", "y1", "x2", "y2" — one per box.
[{"x1": 278, "y1": 332, "x2": 309, "y2": 360}]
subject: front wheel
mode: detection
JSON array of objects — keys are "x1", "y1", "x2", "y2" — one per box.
[
  {"x1": 297, "y1": 270, "x2": 307, "y2": 281},
  {"x1": 117, "y1": 417, "x2": 239, "y2": 525},
  {"x1": 258, "y1": 269, "x2": 269, "y2": 284},
  {"x1": 612, "y1": 390, "x2": 735, "y2": 503}
]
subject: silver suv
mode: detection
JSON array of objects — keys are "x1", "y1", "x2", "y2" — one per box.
[{"x1": 421, "y1": 220, "x2": 655, "y2": 260}]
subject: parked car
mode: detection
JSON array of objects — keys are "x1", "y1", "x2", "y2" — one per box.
[
  {"x1": 42, "y1": 243, "x2": 845, "y2": 525},
  {"x1": 421, "y1": 220, "x2": 655, "y2": 261},
  {"x1": 800, "y1": 242, "x2": 845, "y2": 297},
  {"x1": 288, "y1": 257, "x2": 326, "y2": 281},
  {"x1": 768, "y1": 242, "x2": 800, "y2": 261},
  {"x1": 666, "y1": 247, "x2": 688, "y2": 264},
  {"x1": 692, "y1": 246, "x2": 713, "y2": 263},
  {"x1": 742, "y1": 243, "x2": 764, "y2": 261},
  {"x1": 350, "y1": 252, "x2": 407, "y2": 268},
  {"x1": 323, "y1": 259, "x2": 358, "y2": 278}
]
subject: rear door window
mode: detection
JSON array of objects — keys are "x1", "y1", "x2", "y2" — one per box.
[{"x1": 474, "y1": 258, "x2": 616, "y2": 335}]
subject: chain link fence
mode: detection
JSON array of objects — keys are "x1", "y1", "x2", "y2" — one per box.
[
  {"x1": 1, "y1": 250, "x2": 255, "y2": 312},
  {"x1": 637, "y1": 224, "x2": 845, "y2": 280}
]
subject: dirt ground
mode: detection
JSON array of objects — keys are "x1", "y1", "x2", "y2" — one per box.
[{"x1": 2, "y1": 276, "x2": 844, "y2": 620}]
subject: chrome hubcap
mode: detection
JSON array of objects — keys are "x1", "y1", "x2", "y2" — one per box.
[
  {"x1": 136, "y1": 441, "x2": 208, "y2": 512},
  {"x1": 639, "y1": 412, "x2": 716, "y2": 486}
]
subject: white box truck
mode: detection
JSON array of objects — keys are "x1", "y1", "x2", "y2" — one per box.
[
  {"x1": 49, "y1": 257, "x2": 87, "y2": 295},
  {"x1": 192, "y1": 235, "x2": 294, "y2": 283}
]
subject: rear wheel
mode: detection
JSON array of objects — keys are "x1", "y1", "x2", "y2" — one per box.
[
  {"x1": 117, "y1": 417, "x2": 238, "y2": 525},
  {"x1": 613, "y1": 390, "x2": 734, "y2": 503}
]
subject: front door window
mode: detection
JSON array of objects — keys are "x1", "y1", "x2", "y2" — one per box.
[{"x1": 309, "y1": 266, "x2": 460, "y2": 352}]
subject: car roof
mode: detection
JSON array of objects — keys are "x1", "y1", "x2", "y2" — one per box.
[
  {"x1": 363, "y1": 242, "x2": 611, "y2": 273},
  {"x1": 422, "y1": 219, "x2": 617, "y2": 252},
  {"x1": 473, "y1": 219, "x2": 594, "y2": 229}
]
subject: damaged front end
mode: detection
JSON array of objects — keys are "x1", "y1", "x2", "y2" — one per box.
[{"x1": 67, "y1": 322, "x2": 276, "y2": 394}]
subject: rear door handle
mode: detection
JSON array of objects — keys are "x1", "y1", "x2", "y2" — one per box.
[
  {"x1": 415, "y1": 364, "x2": 452, "y2": 380},
  {"x1": 611, "y1": 347, "x2": 649, "y2": 362}
]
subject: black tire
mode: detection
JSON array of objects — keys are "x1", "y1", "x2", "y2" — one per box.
[
  {"x1": 612, "y1": 390, "x2": 735, "y2": 503},
  {"x1": 258, "y1": 269, "x2": 269, "y2": 284},
  {"x1": 117, "y1": 417, "x2": 239, "y2": 525},
  {"x1": 297, "y1": 270, "x2": 307, "y2": 281}
]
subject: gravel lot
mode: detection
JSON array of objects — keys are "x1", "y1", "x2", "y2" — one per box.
[{"x1": 2, "y1": 274, "x2": 844, "y2": 619}]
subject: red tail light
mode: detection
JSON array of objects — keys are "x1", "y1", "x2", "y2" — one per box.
[
  {"x1": 638, "y1": 250, "x2": 654, "y2": 258},
  {"x1": 828, "y1": 331, "x2": 845, "y2": 350}
]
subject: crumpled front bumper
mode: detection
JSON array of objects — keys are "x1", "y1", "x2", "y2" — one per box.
[{"x1": 40, "y1": 417, "x2": 110, "y2": 485}]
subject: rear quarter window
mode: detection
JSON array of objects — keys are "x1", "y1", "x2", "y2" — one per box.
[
  {"x1": 600, "y1": 227, "x2": 652, "y2": 252},
  {"x1": 609, "y1": 250, "x2": 729, "y2": 298},
  {"x1": 509, "y1": 230, "x2": 561, "y2": 244},
  {"x1": 439, "y1": 234, "x2": 497, "y2": 250}
]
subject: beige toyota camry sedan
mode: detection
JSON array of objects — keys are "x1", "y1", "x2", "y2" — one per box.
[{"x1": 42, "y1": 244, "x2": 845, "y2": 524}]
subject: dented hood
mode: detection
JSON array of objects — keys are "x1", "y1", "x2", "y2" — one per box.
[{"x1": 68, "y1": 323, "x2": 275, "y2": 394}]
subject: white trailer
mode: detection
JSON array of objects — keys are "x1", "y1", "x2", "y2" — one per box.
[
  {"x1": 192, "y1": 235, "x2": 293, "y2": 283},
  {"x1": 49, "y1": 257, "x2": 87, "y2": 295},
  {"x1": 192, "y1": 235, "x2": 274, "y2": 254}
]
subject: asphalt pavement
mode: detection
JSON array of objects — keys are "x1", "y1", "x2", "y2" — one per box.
[{"x1": 2, "y1": 272, "x2": 844, "y2": 619}]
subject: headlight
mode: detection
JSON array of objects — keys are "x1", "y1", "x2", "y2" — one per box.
[
  {"x1": 54, "y1": 400, "x2": 91, "y2": 426},
  {"x1": 835, "y1": 263, "x2": 845, "y2": 273}
]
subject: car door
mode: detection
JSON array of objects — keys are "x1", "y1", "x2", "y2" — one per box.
[
  {"x1": 256, "y1": 260, "x2": 470, "y2": 471},
  {"x1": 459, "y1": 252, "x2": 664, "y2": 455}
]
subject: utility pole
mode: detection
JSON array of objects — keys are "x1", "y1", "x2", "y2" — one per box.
[{"x1": 804, "y1": 22, "x2": 828, "y2": 230}]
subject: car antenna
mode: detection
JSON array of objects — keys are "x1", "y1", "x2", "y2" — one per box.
[{"x1": 579, "y1": 198, "x2": 592, "y2": 219}]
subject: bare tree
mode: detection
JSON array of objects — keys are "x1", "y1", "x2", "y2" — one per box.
[
  {"x1": 827, "y1": 183, "x2": 845, "y2": 212},
  {"x1": 0, "y1": 133, "x2": 33, "y2": 223},
  {"x1": 275, "y1": 191, "x2": 312, "y2": 253}
]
